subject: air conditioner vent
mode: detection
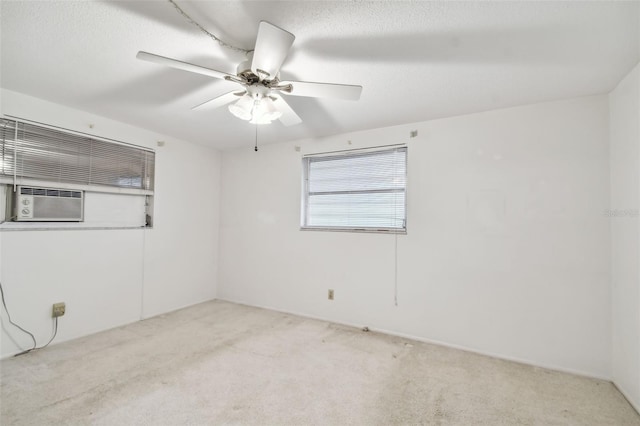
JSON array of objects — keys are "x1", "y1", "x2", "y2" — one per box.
[
  {"x1": 19, "y1": 187, "x2": 82, "y2": 199},
  {"x1": 14, "y1": 186, "x2": 84, "y2": 222}
]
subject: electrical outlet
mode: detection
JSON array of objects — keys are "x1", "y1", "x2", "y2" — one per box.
[
  {"x1": 328, "y1": 289, "x2": 334, "y2": 300},
  {"x1": 52, "y1": 302, "x2": 65, "y2": 318}
]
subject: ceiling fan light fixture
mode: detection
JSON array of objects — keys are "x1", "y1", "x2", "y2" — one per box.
[
  {"x1": 228, "y1": 95, "x2": 254, "y2": 121},
  {"x1": 249, "y1": 115, "x2": 274, "y2": 125},
  {"x1": 239, "y1": 97, "x2": 280, "y2": 124},
  {"x1": 256, "y1": 98, "x2": 283, "y2": 122}
]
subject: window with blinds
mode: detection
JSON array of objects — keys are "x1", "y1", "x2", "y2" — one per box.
[
  {"x1": 302, "y1": 146, "x2": 407, "y2": 233},
  {"x1": 0, "y1": 118, "x2": 154, "y2": 191}
]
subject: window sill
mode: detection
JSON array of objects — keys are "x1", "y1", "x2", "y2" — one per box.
[
  {"x1": 300, "y1": 226, "x2": 406, "y2": 235},
  {"x1": 0, "y1": 222, "x2": 150, "y2": 232}
]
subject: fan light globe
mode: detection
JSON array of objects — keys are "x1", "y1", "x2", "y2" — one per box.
[
  {"x1": 262, "y1": 98, "x2": 283, "y2": 121},
  {"x1": 228, "y1": 96, "x2": 254, "y2": 121},
  {"x1": 250, "y1": 115, "x2": 272, "y2": 125},
  {"x1": 249, "y1": 98, "x2": 282, "y2": 124}
]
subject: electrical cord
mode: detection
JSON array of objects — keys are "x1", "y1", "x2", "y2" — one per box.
[
  {"x1": 0, "y1": 281, "x2": 59, "y2": 356},
  {"x1": 0, "y1": 280, "x2": 36, "y2": 349},
  {"x1": 35, "y1": 317, "x2": 58, "y2": 351},
  {"x1": 168, "y1": 0, "x2": 252, "y2": 55}
]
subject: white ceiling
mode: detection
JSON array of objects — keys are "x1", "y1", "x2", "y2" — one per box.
[{"x1": 1, "y1": 1, "x2": 639, "y2": 150}]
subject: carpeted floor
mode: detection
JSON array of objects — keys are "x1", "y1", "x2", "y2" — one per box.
[{"x1": 1, "y1": 300, "x2": 639, "y2": 425}]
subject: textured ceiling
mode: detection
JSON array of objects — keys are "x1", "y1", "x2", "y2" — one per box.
[{"x1": 1, "y1": 1, "x2": 639, "y2": 150}]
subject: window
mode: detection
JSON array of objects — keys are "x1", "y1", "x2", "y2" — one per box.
[
  {"x1": 302, "y1": 146, "x2": 407, "y2": 233},
  {"x1": 0, "y1": 117, "x2": 155, "y2": 228},
  {"x1": 0, "y1": 118, "x2": 155, "y2": 191}
]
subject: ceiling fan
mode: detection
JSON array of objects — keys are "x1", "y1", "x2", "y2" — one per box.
[{"x1": 137, "y1": 21, "x2": 363, "y2": 126}]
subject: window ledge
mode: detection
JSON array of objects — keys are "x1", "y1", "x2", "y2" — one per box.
[
  {"x1": 0, "y1": 222, "x2": 149, "y2": 232},
  {"x1": 300, "y1": 226, "x2": 406, "y2": 235}
]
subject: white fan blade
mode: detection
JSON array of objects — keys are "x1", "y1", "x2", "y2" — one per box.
[
  {"x1": 271, "y1": 95, "x2": 302, "y2": 126},
  {"x1": 192, "y1": 91, "x2": 244, "y2": 111},
  {"x1": 279, "y1": 80, "x2": 362, "y2": 101},
  {"x1": 251, "y1": 21, "x2": 295, "y2": 80},
  {"x1": 137, "y1": 51, "x2": 234, "y2": 80}
]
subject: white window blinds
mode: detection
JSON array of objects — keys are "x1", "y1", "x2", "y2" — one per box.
[
  {"x1": 0, "y1": 118, "x2": 155, "y2": 191},
  {"x1": 302, "y1": 146, "x2": 407, "y2": 232}
]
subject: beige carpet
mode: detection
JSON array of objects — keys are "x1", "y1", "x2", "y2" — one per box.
[{"x1": 1, "y1": 300, "x2": 638, "y2": 425}]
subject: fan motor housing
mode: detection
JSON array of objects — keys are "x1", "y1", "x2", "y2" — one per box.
[
  {"x1": 237, "y1": 58, "x2": 252, "y2": 76},
  {"x1": 236, "y1": 53, "x2": 278, "y2": 85}
]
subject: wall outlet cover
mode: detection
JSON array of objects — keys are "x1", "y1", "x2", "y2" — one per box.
[{"x1": 52, "y1": 302, "x2": 66, "y2": 317}]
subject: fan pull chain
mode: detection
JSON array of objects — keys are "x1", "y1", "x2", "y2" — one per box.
[{"x1": 254, "y1": 125, "x2": 259, "y2": 152}]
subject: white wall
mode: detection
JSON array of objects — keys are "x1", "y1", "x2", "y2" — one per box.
[
  {"x1": 218, "y1": 95, "x2": 612, "y2": 379},
  {"x1": 0, "y1": 90, "x2": 221, "y2": 357},
  {"x1": 0, "y1": 87, "x2": 620, "y2": 384},
  {"x1": 610, "y1": 62, "x2": 640, "y2": 411}
]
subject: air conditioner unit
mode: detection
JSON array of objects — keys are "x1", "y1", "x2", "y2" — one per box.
[{"x1": 14, "y1": 186, "x2": 84, "y2": 222}]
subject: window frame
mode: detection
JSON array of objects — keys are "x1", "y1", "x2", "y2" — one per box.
[
  {"x1": 0, "y1": 116, "x2": 156, "y2": 229},
  {"x1": 300, "y1": 145, "x2": 407, "y2": 234},
  {"x1": 0, "y1": 116, "x2": 155, "y2": 195}
]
